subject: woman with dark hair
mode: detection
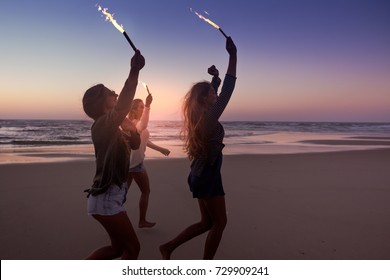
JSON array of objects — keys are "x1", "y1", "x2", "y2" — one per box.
[{"x1": 82, "y1": 50, "x2": 145, "y2": 259}]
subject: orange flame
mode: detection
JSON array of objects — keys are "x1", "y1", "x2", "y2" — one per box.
[
  {"x1": 194, "y1": 10, "x2": 220, "y2": 29},
  {"x1": 97, "y1": 5, "x2": 125, "y2": 33}
]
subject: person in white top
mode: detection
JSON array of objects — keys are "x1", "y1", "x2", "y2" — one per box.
[{"x1": 121, "y1": 93, "x2": 170, "y2": 228}]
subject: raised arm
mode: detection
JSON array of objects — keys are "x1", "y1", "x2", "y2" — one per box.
[
  {"x1": 208, "y1": 65, "x2": 221, "y2": 92},
  {"x1": 208, "y1": 37, "x2": 237, "y2": 120},
  {"x1": 115, "y1": 50, "x2": 145, "y2": 120},
  {"x1": 226, "y1": 37, "x2": 237, "y2": 77},
  {"x1": 136, "y1": 94, "x2": 153, "y2": 133}
]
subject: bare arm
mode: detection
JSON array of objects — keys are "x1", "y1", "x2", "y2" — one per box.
[
  {"x1": 207, "y1": 37, "x2": 237, "y2": 120},
  {"x1": 135, "y1": 94, "x2": 153, "y2": 132},
  {"x1": 146, "y1": 140, "x2": 170, "y2": 156},
  {"x1": 136, "y1": 107, "x2": 150, "y2": 132},
  {"x1": 115, "y1": 50, "x2": 145, "y2": 117}
]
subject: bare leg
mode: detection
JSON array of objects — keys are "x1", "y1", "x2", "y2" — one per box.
[
  {"x1": 127, "y1": 173, "x2": 134, "y2": 188},
  {"x1": 159, "y1": 199, "x2": 213, "y2": 259},
  {"x1": 201, "y1": 196, "x2": 227, "y2": 259},
  {"x1": 131, "y1": 171, "x2": 156, "y2": 228},
  {"x1": 85, "y1": 211, "x2": 140, "y2": 259}
]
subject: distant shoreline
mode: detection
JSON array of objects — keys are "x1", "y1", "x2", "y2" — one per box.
[
  {"x1": 2, "y1": 136, "x2": 390, "y2": 164},
  {"x1": 2, "y1": 118, "x2": 390, "y2": 123},
  {"x1": 1, "y1": 119, "x2": 390, "y2": 164}
]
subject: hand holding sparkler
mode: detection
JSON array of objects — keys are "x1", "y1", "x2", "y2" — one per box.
[
  {"x1": 226, "y1": 37, "x2": 237, "y2": 77},
  {"x1": 140, "y1": 81, "x2": 152, "y2": 96},
  {"x1": 145, "y1": 93, "x2": 153, "y2": 108},
  {"x1": 122, "y1": 50, "x2": 145, "y2": 103},
  {"x1": 131, "y1": 50, "x2": 145, "y2": 72},
  {"x1": 226, "y1": 37, "x2": 237, "y2": 56}
]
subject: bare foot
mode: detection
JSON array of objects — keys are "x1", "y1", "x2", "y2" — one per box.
[
  {"x1": 159, "y1": 244, "x2": 171, "y2": 260},
  {"x1": 139, "y1": 221, "x2": 156, "y2": 228}
]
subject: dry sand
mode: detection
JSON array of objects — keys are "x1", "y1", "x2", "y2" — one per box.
[{"x1": 1, "y1": 148, "x2": 390, "y2": 260}]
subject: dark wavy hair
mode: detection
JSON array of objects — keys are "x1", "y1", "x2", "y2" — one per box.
[{"x1": 82, "y1": 84, "x2": 107, "y2": 120}]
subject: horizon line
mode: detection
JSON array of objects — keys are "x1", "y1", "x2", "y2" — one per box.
[{"x1": 1, "y1": 118, "x2": 390, "y2": 124}]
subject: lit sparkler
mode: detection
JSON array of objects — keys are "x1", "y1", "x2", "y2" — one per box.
[
  {"x1": 192, "y1": 10, "x2": 228, "y2": 38},
  {"x1": 97, "y1": 5, "x2": 137, "y2": 51},
  {"x1": 140, "y1": 81, "x2": 151, "y2": 95}
]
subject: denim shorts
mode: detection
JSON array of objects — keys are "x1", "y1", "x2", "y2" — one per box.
[
  {"x1": 129, "y1": 162, "x2": 146, "y2": 173},
  {"x1": 87, "y1": 183, "x2": 128, "y2": 215}
]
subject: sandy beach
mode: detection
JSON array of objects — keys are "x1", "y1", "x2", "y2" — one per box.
[{"x1": 1, "y1": 146, "x2": 390, "y2": 260}]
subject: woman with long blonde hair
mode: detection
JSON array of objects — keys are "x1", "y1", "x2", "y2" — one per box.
[
  {"x1": 121, "y1": 94, "x2": 170, "y2": 228},
  {"x1": 160, "y1": 37, "x2": 237, "y2": 259}
]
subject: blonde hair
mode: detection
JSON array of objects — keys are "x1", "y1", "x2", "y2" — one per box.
[
  {"x1": 128, "y1": 98, "x2": 143, "y2": 120},
  {"x1": 181, "y1": 81, "x2": 211, "y2": 160}
]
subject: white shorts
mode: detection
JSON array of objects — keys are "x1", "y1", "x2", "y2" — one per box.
[{"x1": 87, "y1": 183, "x2": 128, "y2": 215}]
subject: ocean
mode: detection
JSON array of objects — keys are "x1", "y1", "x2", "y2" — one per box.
[{"x1": 1, "y1": 119, "x2": 390, "y2": 163}]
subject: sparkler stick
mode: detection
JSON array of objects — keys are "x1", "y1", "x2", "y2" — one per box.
[
  {"x1": 193, "y1": 10, "x2": 229, "y2": 39},
  {"x1": 145, "y1": 85, "x2": 151, "y2": 95},
  {"x1": 122, "y1": 32, "x2": 137, "y2": 52},
  {"x1": 140, "y1": 81, "x2": 152, "y2": 95},
  {"x1": 218, "y1": 28, "x2": 228, "y2": 39},
  {"x1": 97, "y1": 5, "x2": 137, "y2": 51}
]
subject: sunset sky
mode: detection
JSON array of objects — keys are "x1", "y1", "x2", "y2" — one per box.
[{"x1": 1, "y1": 0, "x2": 389, "y2": 122}]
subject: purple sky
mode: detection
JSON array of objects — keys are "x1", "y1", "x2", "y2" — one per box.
[{"x1": 1, "y1": 0, "x2": 389, "y2": 121}]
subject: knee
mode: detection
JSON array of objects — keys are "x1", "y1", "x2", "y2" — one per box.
[
  {"x1": 140, "y1": 185, "x2": 150, "y2": 195},
  {"x1": 200, "y1": 219, "x2": 213, "y2": 231},
  {"x1": 124, "y1": 240, "x2": 140, "y2": 259},
  {"x1": 142, "y1": 188, "x2": 150, "y2": 195},
  {"x1": 112, "y1": 248, "x2": 124, "y2": 259},
  {"x1": 131, "y1": 240, "x2": 141, "y2": 257},
  {"x1": 213, "y1": 216, "x2": 227, "y2": 231},
  {"x1": 201, "y1": 215, "x2": 227, "y2": 231},
  {"x1": 221, "y1": 217, "x2": 227, "y2": 229}
]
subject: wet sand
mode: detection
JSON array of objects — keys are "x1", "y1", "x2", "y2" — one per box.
[{"x1": 1, "y1": 148, "x2": 389, "y2": 259}]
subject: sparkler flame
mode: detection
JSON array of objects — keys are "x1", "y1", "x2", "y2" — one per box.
[
  {"x1": 96, "y1": 4, "x2": 137, "y2": 51},
  {"x1": 97, "y1": 5, "x2": 124, "y2": 33},
  {"x1": 139, "y1": 81, "x2": 151, "y2": 95},
  {"x1": 191, "y1": 9, "x2": 229, "y2": 38},
  {"x1": 194, "y1": 11, "x2": 220, "y2": 29}
]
